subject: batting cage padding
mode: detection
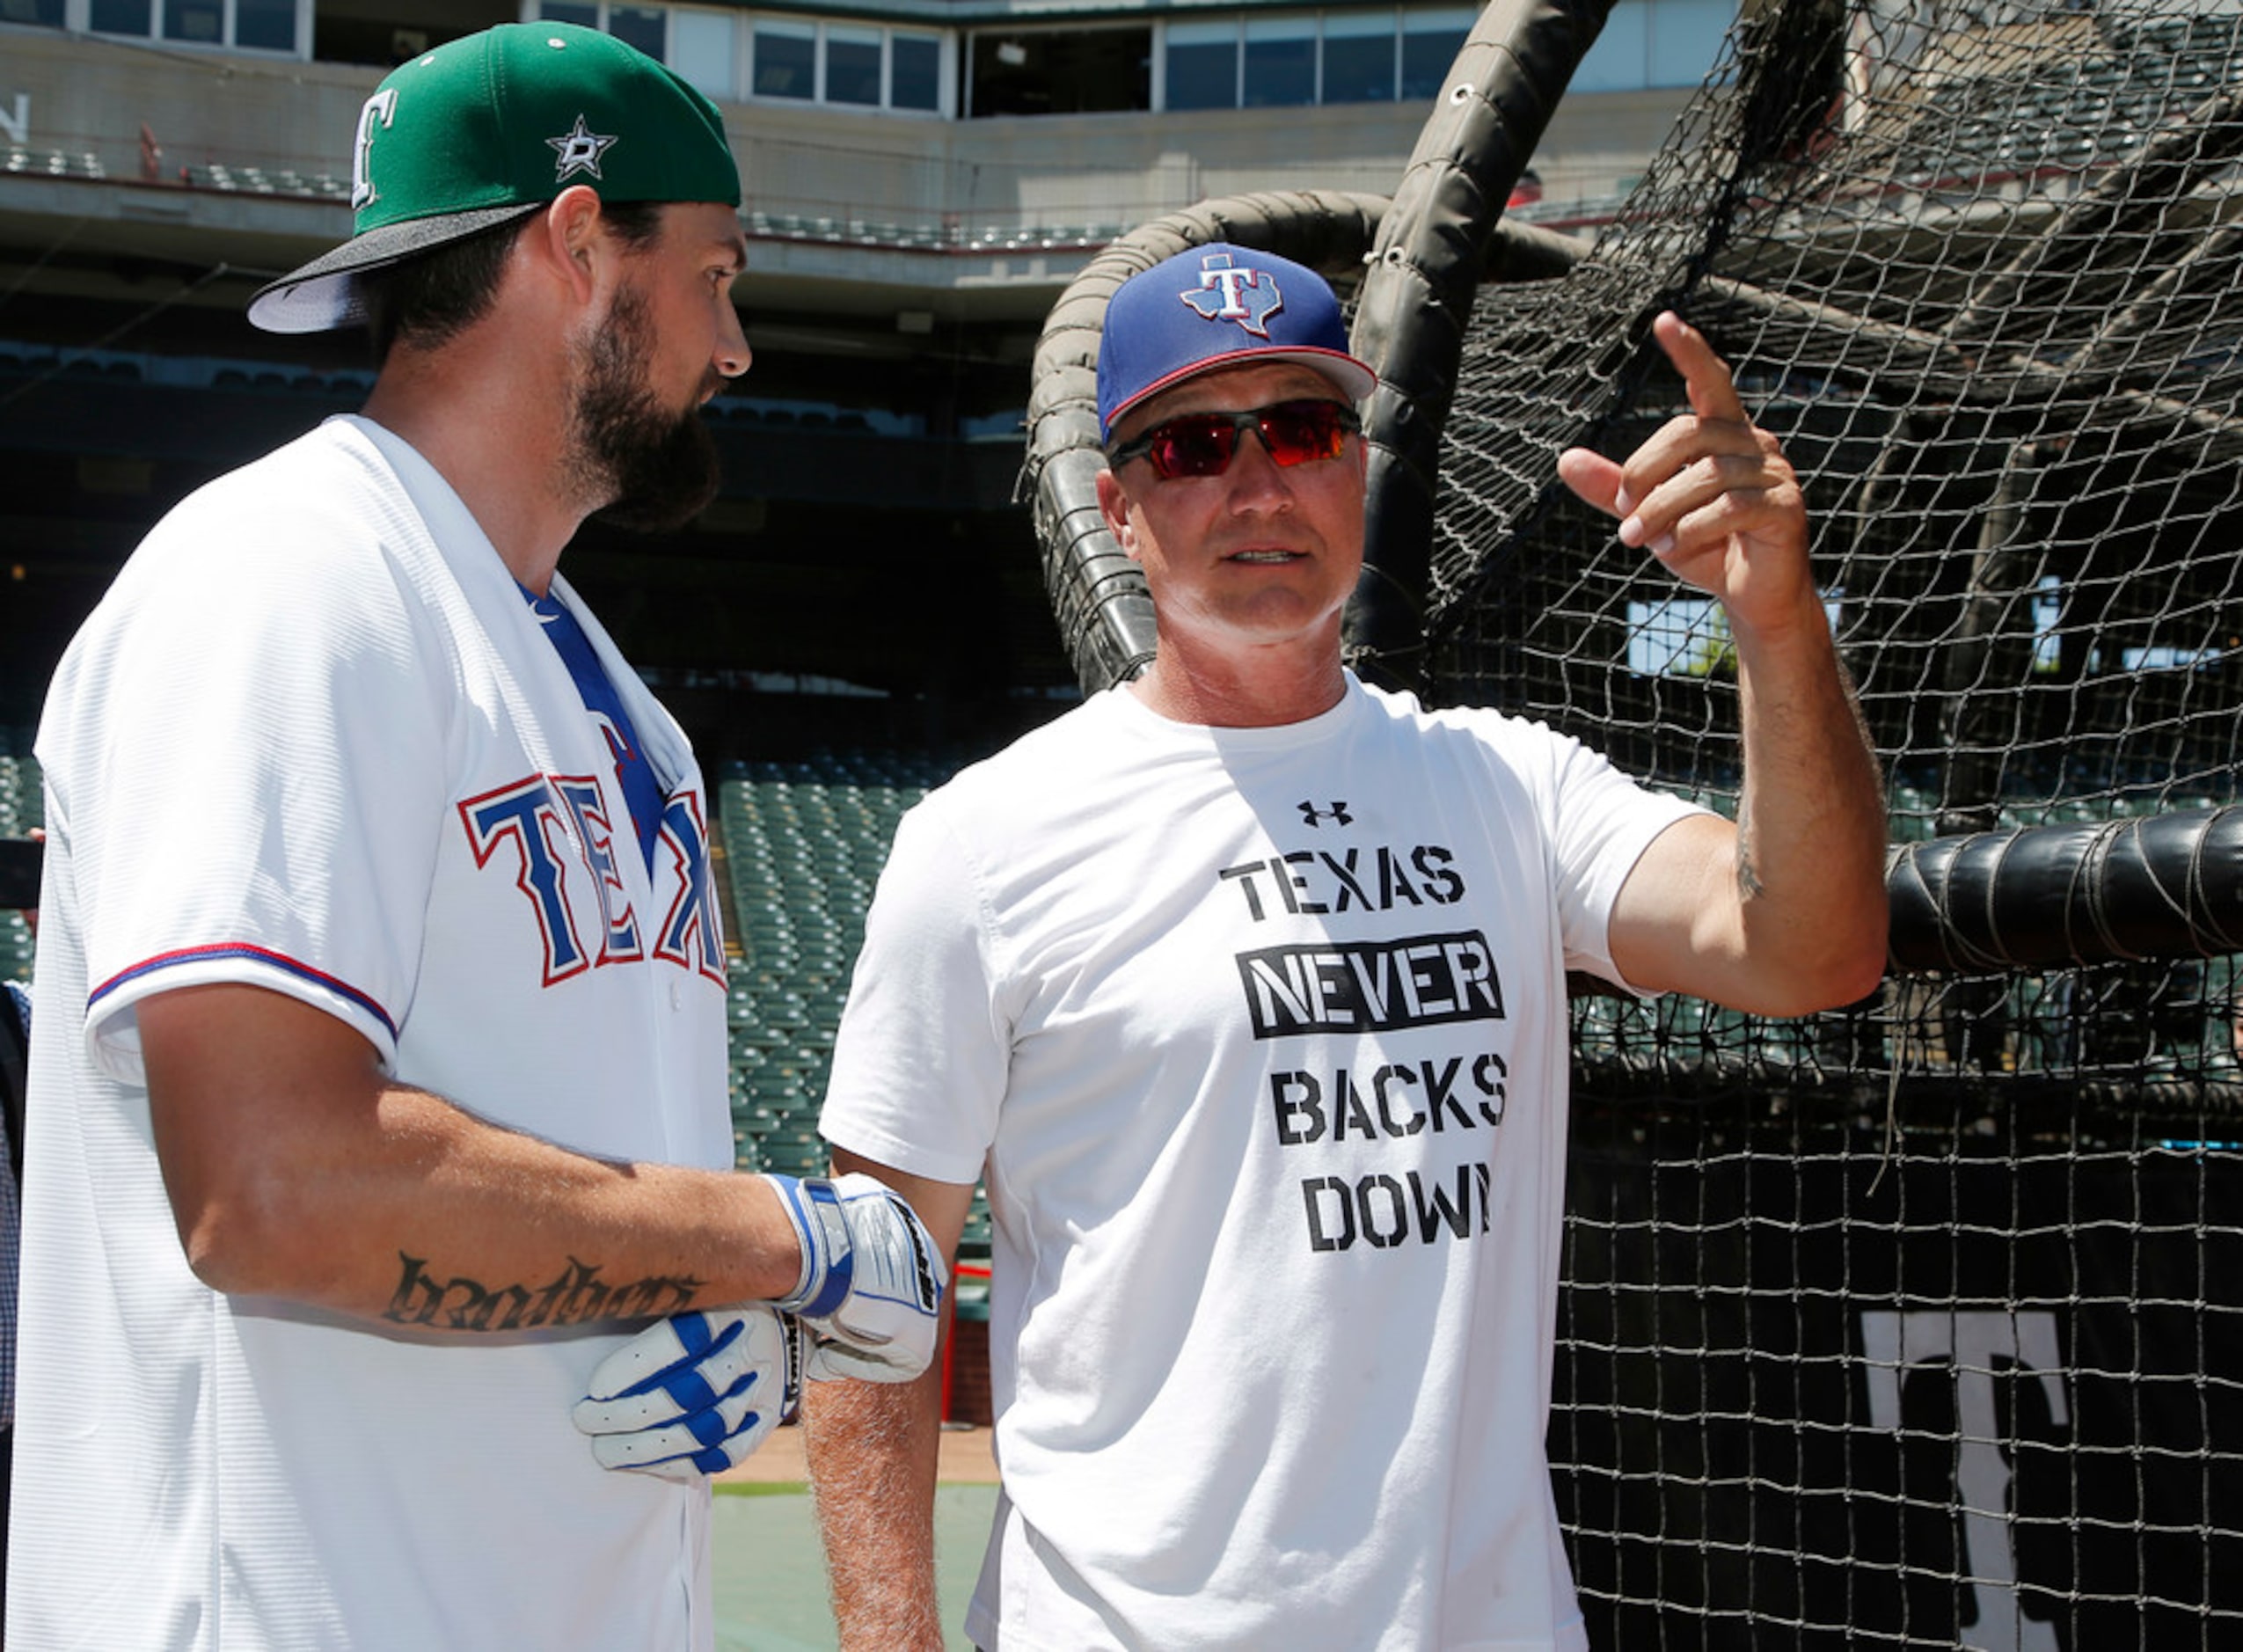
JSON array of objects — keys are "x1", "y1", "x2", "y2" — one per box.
[
  {"x1": 1024, "y1": 0, "x2": 2243, "y2": 1638},
  {"x1": 1888, "y1": 806, "x2": 2243, "y2": 972}
]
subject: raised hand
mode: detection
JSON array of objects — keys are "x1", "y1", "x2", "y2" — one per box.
[{"x1": 1556, "y1": 311, "x2": 1818, "y2": 640}]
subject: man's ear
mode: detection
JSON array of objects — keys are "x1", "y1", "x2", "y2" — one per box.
[
  {"x1": 1095, "y1": 466, "x2": 1140, "y2": 561},
  {"x1": 533, "y1": 185, "x2": 610, "y2": 305}
]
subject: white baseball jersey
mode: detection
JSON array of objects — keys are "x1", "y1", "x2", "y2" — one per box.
[
  {"x1": 11, "y1": 415, "x2": 734, "y2": 1649},
  {"x1": 821, "y1": 677, "x2": 1703, "y2": 1651}
]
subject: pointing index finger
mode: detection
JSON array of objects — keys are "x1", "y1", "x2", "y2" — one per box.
[{"x1": 1653, "y1": 311, "x2": 1749, "y2": 426}]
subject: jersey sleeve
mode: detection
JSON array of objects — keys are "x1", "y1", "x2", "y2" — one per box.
[
  {"x1": 52, "y1": 460, "x2": 451, "y2": 1081},
  {"x1": 1538, "y1": 730, "x2": 1706, "y2": 991},
  {"x1": 818, "y1": 799, "x2": 1005, "y2": 1188}
]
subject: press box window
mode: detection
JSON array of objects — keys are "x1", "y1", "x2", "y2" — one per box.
[
  {"x1": 1574, "y1": 0, "x2": 1735, "y2": 91},
  {"x1": 754, "y1": 18, "x2": 817, "y2": 99},
  {"x1": 605, "y1": 4, "x2": 665, "y2": 59},
  {"x1": 669, "y1": 8, "x2": 736, "y2": 102},
  {"x1": 1158, "y1": 8, "x2": 1476, "y2": 112},
  {"x1": 86, "y1": 0, "x2": 301, "y2": 51},
  {"x1": 234, "y1": 0, "x2": 289, "y2": 48},
  {"x1": 1321, "y1": 12, "x2": 1397, "y2": 103},
  {"x1": 1244, "y1": 17, "x2": 1316, "y2": 107},
  {"x1": 892, "y1": 33, "x2": 941, "y2": 112},
  {"x1": 1400, "y1": 8, "x2": 1474, "y2": 101},
  {"x1": 1165, "y1": 19, "x2": 1238, "y2": 112},
  {"x1": 166, "y1": 0, "x2": 221, "y2": 41},
  {"x1": 91, "y1": 0, "x2": 151, "y2": 31},
  {"x1": 969, "y1": 28, "x2": 1150, "y2": 117},
  {"x1": 827, "y1": 24, "x2": 882, "y2": 106},
  {"x1": 537, "y1": 3, "x2": 669, "y2": 65}
]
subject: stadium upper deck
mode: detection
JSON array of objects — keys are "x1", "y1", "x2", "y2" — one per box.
[{"x1": 0, "y1": 0, "x2": 1727, "y2": 727}]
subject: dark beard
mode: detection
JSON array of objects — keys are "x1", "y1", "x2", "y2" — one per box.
[{"x1": 573, "y1": 284, "x2": 724, "y2": 534}]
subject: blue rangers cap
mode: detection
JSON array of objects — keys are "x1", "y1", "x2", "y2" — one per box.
[{"x1": 1096, "y1": 242, "x2": 1377, "y2": 442}]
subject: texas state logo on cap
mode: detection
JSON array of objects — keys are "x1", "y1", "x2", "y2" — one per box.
[{"x1": 1097, "y1": 242, "x2": 1377, "y2": 441}]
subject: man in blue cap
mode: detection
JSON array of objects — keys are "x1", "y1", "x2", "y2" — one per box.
[
  {"x1": 11, "y1": 24, "x2": 939, "y2": 1648},
  {"x1": 799, "y1": 241, "x2": 1886, "y2": 1648}
]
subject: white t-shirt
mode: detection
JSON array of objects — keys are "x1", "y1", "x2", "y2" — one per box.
[
  {"x1": 11, "y1": 417, "x2": 734, "y2": 1649},
  {"x1": 820, "y1": 677, "x2": 1703, "y2": 1651}
]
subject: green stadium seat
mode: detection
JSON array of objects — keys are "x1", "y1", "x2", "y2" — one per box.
[{"x1": 714, "y1": 745, "x2": 1006, "y2": 1243}]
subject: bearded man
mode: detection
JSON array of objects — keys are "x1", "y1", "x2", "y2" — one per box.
[{"x1": 8, "y1": 25, "x2": 939, "y2": 1649}]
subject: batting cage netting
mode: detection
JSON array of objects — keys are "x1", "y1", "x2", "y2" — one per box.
[{"x1": 1023, "y1": 0, "x2": 2243, "y2": 1642}]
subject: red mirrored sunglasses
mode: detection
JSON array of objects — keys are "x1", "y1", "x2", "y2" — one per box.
[{"x1": 1107, "y1": 398, "x2": 1363, "y2": 481}]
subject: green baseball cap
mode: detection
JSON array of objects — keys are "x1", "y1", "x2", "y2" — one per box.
[{"x1": 249, "y1": 21, "x2": 741, "y2": 334}]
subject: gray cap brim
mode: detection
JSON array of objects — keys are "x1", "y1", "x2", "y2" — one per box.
[{"x1": 247, "y1": 201, "x2": 544, "y2": 334}]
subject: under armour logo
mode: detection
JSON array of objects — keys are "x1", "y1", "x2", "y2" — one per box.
[
  {"x1": 547, "y1": 114, "x2": 617, "y2": 181},
  {"x1": 1297, "y1": 800, "x2": 1352, "y2": 828},
  {"x1": 1181, "y1": 252, "x2": 1285, "y2": 339}
]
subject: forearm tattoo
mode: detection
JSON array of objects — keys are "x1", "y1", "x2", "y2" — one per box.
[
  {"x1": 1735, "y1": 815, "x2": 1767, "y2": 902},
  {"x1": 384, "y1": 1252, "x2": 705, "y2": 1332}
]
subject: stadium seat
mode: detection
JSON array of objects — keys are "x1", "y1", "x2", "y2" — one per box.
[{"x1": 716, "y1": 745, "x2": 1001, "y2": 1237}]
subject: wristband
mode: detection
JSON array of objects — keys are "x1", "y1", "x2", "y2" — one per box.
[{"x1": 766, "y1": 1173, "x2": 856, "y2": 1320}]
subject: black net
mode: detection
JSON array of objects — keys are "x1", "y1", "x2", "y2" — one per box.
[
  {"x1": 1394, "y1": 0, "x2": 2243, "y2": 1639},
  {"x1": 1422, "y1": 0, "x2": 2243, "y2": 837},
  {"x1": 1557, "y1": 1072, "x2": 2243, "y2": 1648}
]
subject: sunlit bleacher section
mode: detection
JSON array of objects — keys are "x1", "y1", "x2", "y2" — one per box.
[
  {"x1": 2, "y1": 727, "x2": 41, "y2": 986},
  {"x1": 717, "y1": 745, "x2": 996, "y2": 1261}
]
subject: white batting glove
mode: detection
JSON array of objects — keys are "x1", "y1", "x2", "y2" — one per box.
[
  {"x1": 764, "y1": 1172, "x2": 946, "y2": 1383},
  {"x1": 573, "y1": 1306, "x2": 802, "y2": 1481}
]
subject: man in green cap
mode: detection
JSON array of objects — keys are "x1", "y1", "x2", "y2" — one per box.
[{"x1": 8, "y1": 23, "x2": 941, "y2": 1648}]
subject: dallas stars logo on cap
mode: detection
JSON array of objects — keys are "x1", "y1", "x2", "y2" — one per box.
[
  {"x1": 547, "y1": 114, "x2": 617, "y2": 181},
  {"x1": 1179, "y1": 252, "x2": 1286, "y2": 339}
]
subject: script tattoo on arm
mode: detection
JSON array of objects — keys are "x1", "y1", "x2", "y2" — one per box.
[{"x1": 384, "y1": 1253, "x2": 706, "y2": 1333}]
